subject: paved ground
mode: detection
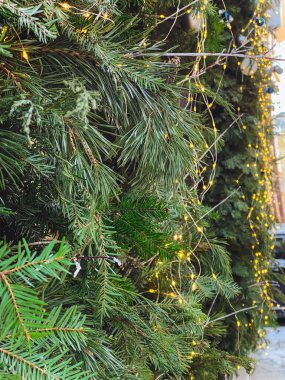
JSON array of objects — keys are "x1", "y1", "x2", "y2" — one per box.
[{"x1": 236, "y1": 326, "x2": 285, "y2": 380}]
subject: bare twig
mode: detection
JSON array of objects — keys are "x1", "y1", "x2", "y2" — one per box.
[
  {"x1": 129, "y1": 51, "x2": 285, "y2": 62},
  {"x1": 198, "y1": 114, "x2": 243, "y2": 162},
  {"x1": 205, "y1": 305, "x2": 257, "y2": 326},
  {"x1": 193, "y1": 187, "x2": 241, "y2": 226}
]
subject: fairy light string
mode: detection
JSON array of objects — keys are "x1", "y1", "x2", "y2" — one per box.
[
  {"x1": 241, "y1": 0, "x2": 276, "y2": 345},
  {"x1": 158, "y1": 1, "x2": 276, "y2": 353}
]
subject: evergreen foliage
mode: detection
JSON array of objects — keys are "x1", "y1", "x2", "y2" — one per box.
[
  {"x1": 0, "y1": 0, "x2": 274, "y2": 379},
  {"x1": 203, "y1": 0, "x2": 276, "y2": 356}
]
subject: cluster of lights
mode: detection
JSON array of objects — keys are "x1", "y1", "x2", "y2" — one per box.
[{"x1": 241, "y1": 0, "x2": 276, "y2": 340}]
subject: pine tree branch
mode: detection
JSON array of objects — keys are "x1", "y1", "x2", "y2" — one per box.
[
  {"x1": 41, "y1": 46, "x2": 92, "y2": 61},
  {"x1": 0, "y1": 272, "x2": 30, "y2": 340},
  {"x1": 0, "y1": 63, "x2": 23, "y2": 91},
  {"x1": 34, "y1": 327, "x2": 84, "y2": 333},
  {"x1": 3, "y1": 1, "x2": 56, "y2": 42},
  {"x1": 0, "y1": 347, "x2": 54, "y2": 379},
  {"x1": 72, "y1": 127, "x2": 98, "y2": 167},
  {"x1": 2, "y1": 256, "x2": 64, "y2": 275},
  {"x1": 23, "y1": 240, "x2": 62, "y2": 247},
  {"x1": 130, "y1": 51, "x2": 285, "y2": 62}
]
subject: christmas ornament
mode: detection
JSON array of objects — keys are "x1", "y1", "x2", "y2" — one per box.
[
  {"x1": 180, "y1": 12, "x2": 204, "y2": 33},
  {"x1": 219, "y1": 9, "x2": 234, "y2": 24},
  {"x1": 263, "y1": 86, "x2": 274, "y2": 94},
  {"x1": 272, "y1": 65, "x2": 283, "y2": 75},
  {"x1": 240, "y1": 57, "x2": 258, "y2": 76},
  {"x1": 265, "y1": 65, "x2": 283, "y2": 76},
  {"x1": 253, "y1": 16, "x2": 265, "y2": 26}
]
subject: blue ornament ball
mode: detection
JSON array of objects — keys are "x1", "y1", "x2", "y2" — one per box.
[
  {"x1": 253, "y1": 16, "x2": 265, "y2": 26},
  {"x1": 218, "y1": 9, "x2": 234, "y2": 23},
  {"x1": 223, "y1": 11, "x2": 231, "y2": 22},
  {"x1": 263, "y1": 87, "x2": 274, "y2": 94}
]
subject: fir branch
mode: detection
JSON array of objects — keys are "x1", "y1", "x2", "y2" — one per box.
[
  {"x1": 3, "y1": 1, "x2": 57, "y2": 42},
  {"x1": 0, "y1": 63, "x2": 23, "y2": 90},
  {"x1": 0, "y1": 272, "x2": 30, "y2": 340},
  {"x1": 0, "y1": 347, "x2": 53, "y2": 379}
]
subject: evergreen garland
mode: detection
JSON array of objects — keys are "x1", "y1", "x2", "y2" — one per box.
[{"x1": 0, "y1": 0, "x2": 276, "y2": 379}]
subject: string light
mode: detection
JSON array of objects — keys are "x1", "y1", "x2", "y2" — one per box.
[
  {"x1": 21, "y1": 50, "x2": 29, "y2": 60},
  {"x1": 243, "y1": 0, "x2": 275, "y2": 338},
  {"x1": 60, "y1": 2, "x2": 71, "y2": 10},
  {"x1": 142, "y1": 0, "x2": 274, "y2": 351}
]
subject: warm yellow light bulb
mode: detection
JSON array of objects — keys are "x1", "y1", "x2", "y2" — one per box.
[
  {"x1": 60, "y1": 2, "x2": 71, "y2": 10},
  {"x1": 22, "y1": 50, "x2": 29, "y2": 60}
]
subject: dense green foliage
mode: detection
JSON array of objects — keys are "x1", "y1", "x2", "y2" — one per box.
[
  {"x1": 204, "y1": 0, "x2": 276, "y2": 355},
  {"x1": 0, "y1": 0, "x2": 274, "y2": 379}
]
